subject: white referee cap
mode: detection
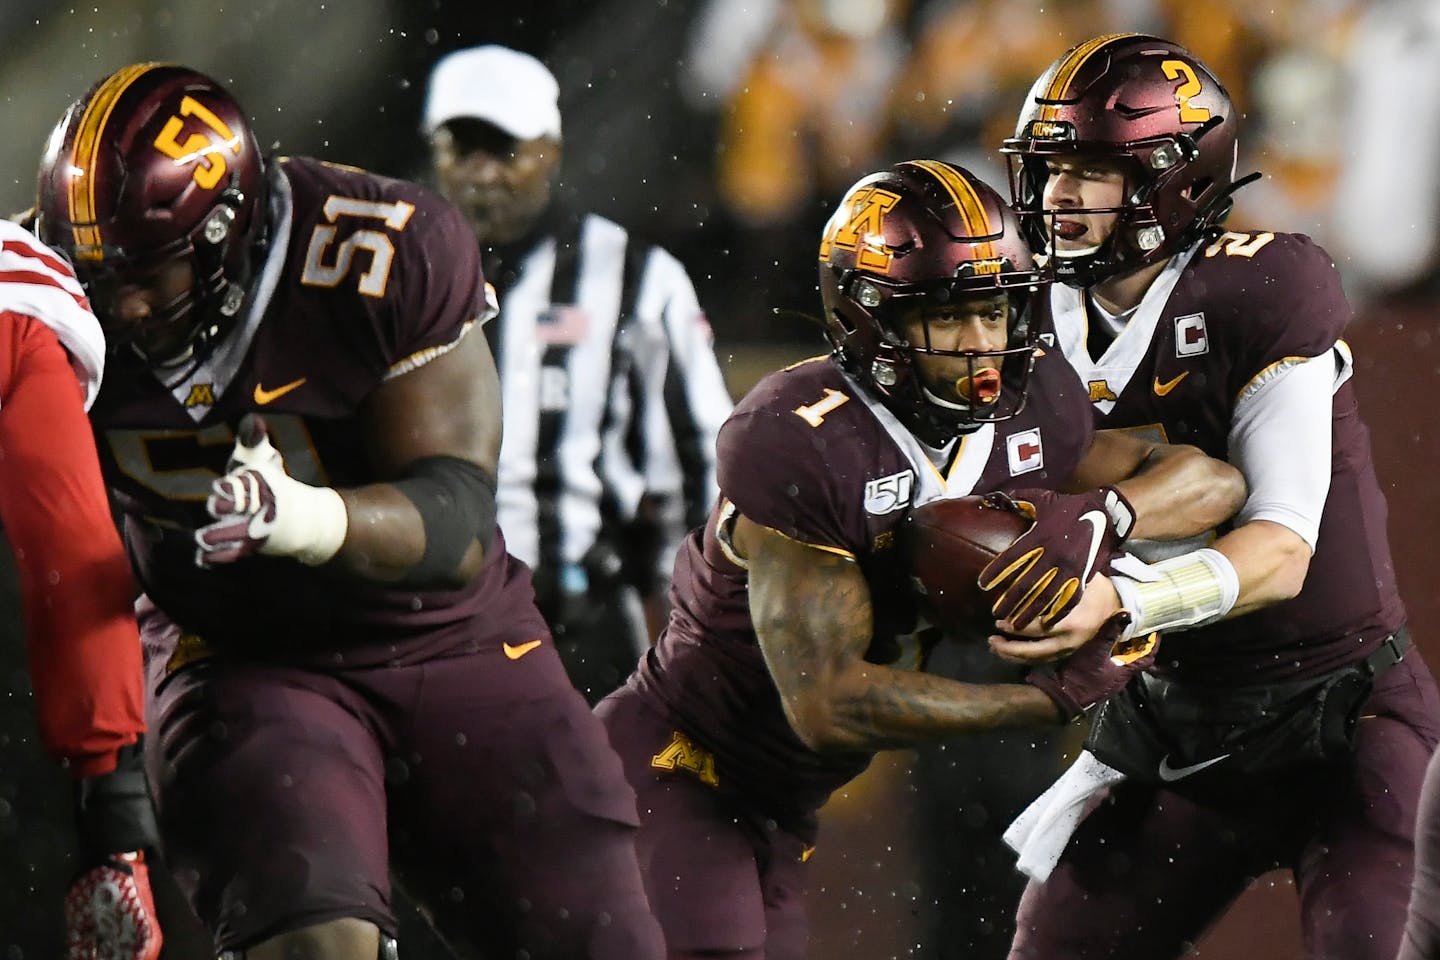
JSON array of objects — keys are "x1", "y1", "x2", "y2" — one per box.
[{"x1": 423, "y1": 45, "x2": 563, "y2": 141}]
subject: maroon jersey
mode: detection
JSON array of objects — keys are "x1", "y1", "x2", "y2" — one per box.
[
  {"x1": 1036, "y1": 230, "x2": 1405, "y2": 682},
  {"x1": 633, "y1": 350, "x2": 1095, "y2": 817},
  {"x1": 90, "y1": 156, "x2": 547, "y2": 667}
]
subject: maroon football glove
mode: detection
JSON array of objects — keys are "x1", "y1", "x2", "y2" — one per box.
[
  {"x1": 978, "y1": 487, "x2": 1135, "y2": 629},
  {"x1": 195, "y1": 414, "x2": 282, "y2": 567},
  {"x1": 64, "y1": 852, "x2": 162, "y2": 960},
  {"x1": 1025, "y1": 611, "x2": 1158, "y2": 722}
]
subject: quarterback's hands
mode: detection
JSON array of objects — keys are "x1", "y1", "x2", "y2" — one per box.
[
  {"x1": 195, "y1": 414, "x2": 348, "y2": 568},
  {"x1": 65, "y1": 852, "x2": 162, "y2": 960},
  {"x1": 989, "y1": 573, "x2": 1123, "y2": 664},
  {"x1": 978, "y1": 487, "x2": 1135, "y2": 630},
  {"x1": 1022, "y1": 611, "x2": 1158, "y2": 723},
  {"x1": 68, "y1": 741, "x2": 163, "y2": 960}
]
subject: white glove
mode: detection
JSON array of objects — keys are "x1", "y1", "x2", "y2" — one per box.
[{"x1": 194, "y1": 414, "x2": 348, "y2": 567}]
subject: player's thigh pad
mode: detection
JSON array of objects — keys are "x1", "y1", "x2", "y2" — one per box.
[{"x1": 149, "y1": 663, "x2": 392, "y2": 948}]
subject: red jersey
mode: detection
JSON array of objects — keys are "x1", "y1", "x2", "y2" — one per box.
[{"x1": 0, "y1": 220, "x2": 142, "y2": 777}]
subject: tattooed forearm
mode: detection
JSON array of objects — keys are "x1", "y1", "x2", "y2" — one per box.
[{"x1": 741, "y1": 514, "x2": 1060, "y2": 754}]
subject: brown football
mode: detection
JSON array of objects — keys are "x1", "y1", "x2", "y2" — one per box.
[{"x1": 902, "y1": 494, "x2": 1031, "y2": 632}]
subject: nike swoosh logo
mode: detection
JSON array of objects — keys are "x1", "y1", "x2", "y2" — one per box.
[
  {"x1": 1153, "y1": 372, "x2": 1188, "y2": 396},
  {"x1": 1077, "y1": 510, "x2": 1106, "y2": 582},
  {"x1": 502, "y1": 639, "x2": 543, "y2": 660},
  {"x1": 1157, "y1": 753, "x2": 1229, "y2": 781},
  {"x1": 253, "y1": 377, "x2": 307, "y2": 405}
]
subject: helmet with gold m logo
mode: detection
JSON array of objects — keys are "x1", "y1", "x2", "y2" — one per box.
[{"x1": 817, "y1": 160, "x2": 1042, "y2": 444}]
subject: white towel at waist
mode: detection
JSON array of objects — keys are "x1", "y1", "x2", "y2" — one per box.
[{"x1": 1003, "y1": 749, "x2": 1126, "y2": 882}]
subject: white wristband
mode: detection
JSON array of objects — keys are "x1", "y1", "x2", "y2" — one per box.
[
  {"x1": 271, "y1": 481, "x2": 349, "y2": 566},
  {"x1": 1109, "y1": 548, "x2": 1240, "y2": 638}
]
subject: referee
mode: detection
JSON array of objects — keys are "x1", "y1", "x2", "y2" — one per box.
[{"x1": 423, "y1": 45, "x2": 733, "y2": 703}]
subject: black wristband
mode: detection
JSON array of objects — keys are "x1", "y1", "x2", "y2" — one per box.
[{"x1": 75, "y1": 739, "x2": 160, "y2": 857}]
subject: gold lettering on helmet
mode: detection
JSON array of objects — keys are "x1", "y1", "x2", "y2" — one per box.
[
  {"x1": 1031, "y1": 121, "x2": 1067, "y2": 139},
  {"x1": 1088, "y1": 379, "x2": 1119, "y2": 403},
  {"x1": 183, "y1": 383, "x2": 217, "y2": 408},
  {"x1": 152, "y1": 95, "x2": 241, "y2": 191},
  {"x1": 969, "y1": 259, "x2": 1003, "y2": 276},
  {"x1": 819, "y1": 186, "x2": 901, "y2": 273},
  {"x1": 1161, "y1": 60, "x2": 1211, "y2": 124}
]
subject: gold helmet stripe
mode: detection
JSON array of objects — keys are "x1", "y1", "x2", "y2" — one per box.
[
  {"x1": 906, "y1": 159, "x2": 996, "y2": 260},
  {"x1": 68, "y1": 62, "x2": 166, "y2": 259},
  {"x1": 1038, "y1": 33, "x2": 1138, "y2": 122}
]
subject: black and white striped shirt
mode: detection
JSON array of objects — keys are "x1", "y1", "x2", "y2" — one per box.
[{"x1": 485, "y1": 211, "x2": 732, "y2": 606}]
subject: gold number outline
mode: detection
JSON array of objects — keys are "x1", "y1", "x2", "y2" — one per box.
[
  {"x1": 793, "y1": 387, "x2": 851, "y2": 427},
  {"x1": 300, "y1": 195, "x2": 417, "y2": 298}
]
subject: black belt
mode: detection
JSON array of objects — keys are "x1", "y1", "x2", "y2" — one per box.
[
  {"x1": 1361, "y1": 627, "x2": 1409, "y2": 677},
  {"x1": 1139, "y1": 627, "x2": 1410, "y2": 724}
]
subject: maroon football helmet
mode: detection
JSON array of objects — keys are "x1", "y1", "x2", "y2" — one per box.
[
  {"x1": 818, "y1": 159, "x2": 1041, "y2": 444},
  {"x1": 35, "y1": 63, "x2": 267, "y2": 368},
  {"x1": 1000, "y1": 34, "x2": 1257, "y2": 286}
]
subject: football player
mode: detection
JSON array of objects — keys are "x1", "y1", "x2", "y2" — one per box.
[
  {"x1": 594, "y1": 159, "x2": 1246, "y2": 959},
  {"x1": 993, "y1": 33, "x2": 1440, "y2": 960},
  {"x1": 0, "y1": 218, "x2": 161, "y2": 960},
  {"x1": 33, "y1": 63, "x2": 662, "y2": 960}
]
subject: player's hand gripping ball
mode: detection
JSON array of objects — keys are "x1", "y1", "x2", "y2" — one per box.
[{"x1": 902, "y1": 495, "x2": 1031, "y2": 634}]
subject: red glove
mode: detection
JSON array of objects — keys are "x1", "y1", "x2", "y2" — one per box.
[
  {"x1": 978, "y1": 487, "x2": 1135, "y2": 629},
  {"x1": 64, "y1": 852, "x2": 162, "y2": 960},
  {"x1": 1025, "y1": 611, "x2": 1158, "y2": 722},
  {"x1": 68, "y1": 740, "x2": 164, "y2": 960}
]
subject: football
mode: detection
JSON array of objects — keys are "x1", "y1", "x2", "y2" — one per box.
[{"x1": 902, "y1": 494, "x2": 1031, "y2": 633}]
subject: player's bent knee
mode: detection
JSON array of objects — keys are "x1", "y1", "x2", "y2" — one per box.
[{"x1": 230, "y1": 919, "x2": 394, "y2": 960}]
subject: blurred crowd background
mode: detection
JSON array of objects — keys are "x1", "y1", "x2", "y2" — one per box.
[{"x1": 2, "y1": 1, "x2": 1439, "y2": 958}]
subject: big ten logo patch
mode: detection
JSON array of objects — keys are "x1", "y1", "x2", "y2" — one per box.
[{"x1": 651, "y1": 731, "x2": 719, "y2": 787}]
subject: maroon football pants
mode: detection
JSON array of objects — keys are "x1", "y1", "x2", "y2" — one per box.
[
  {"x1": 1398, "y1": 744, "x2": 1440, "y2": 960},
  {"x1": 144, "y1": 615, "x2": 662, "y2": 958},
  {"x1": 597, "y1": 686, "x2": 813, "y2": 960},
  {"x1": 1009, "y1": 654, "x2": 1440, "y2": 960}
]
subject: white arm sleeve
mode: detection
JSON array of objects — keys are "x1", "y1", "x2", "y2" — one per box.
[{"x1": 1228, "y1": 349, "x2": 1343, "y2": 550}]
